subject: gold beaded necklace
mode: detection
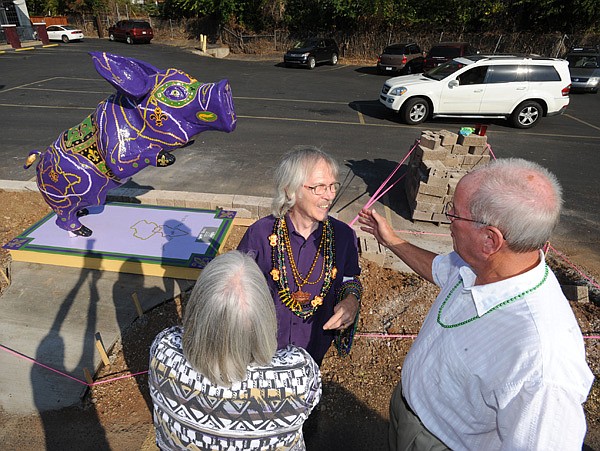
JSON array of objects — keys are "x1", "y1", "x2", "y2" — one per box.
[{"x1": 269, "y1": 217, "x2": 337, "y2": 318}]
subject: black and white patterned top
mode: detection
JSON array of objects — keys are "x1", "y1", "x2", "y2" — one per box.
[{"x1": 149, "y1": 326, "x2": 322, "y2": 450}]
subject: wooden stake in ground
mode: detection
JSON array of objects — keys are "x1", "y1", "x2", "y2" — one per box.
[
  {"x1": 83, "y1": 367, "x2": 94, "y2": 385},
  {"x1": 131, "y1": 292, "x2": 144, "y2": 317},
  {"x1": 94, "y1": 332, "x2": 111, "y2": 367}
]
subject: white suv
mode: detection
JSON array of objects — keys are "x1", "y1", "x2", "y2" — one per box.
[{"x1": 379, "y1": 55, "x2": 571, "y2": 128}]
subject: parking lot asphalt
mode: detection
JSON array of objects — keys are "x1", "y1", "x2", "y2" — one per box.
[{"x1": 0, "y1": 38, "x2": 600, "y2": 414}]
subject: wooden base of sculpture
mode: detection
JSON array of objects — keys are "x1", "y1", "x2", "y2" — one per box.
[{"x1": 2, "y1": 203, "x2": 236, "y2": 280}]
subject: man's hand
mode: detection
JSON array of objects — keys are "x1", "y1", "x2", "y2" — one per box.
[
  {"x1": 323, "y1": 295, "x2": 359, "y2": 330},
  {"x1": 358, "y1": 208, "x2": 403, "y2": 248},
  {"x1": 359, "y1": 208, "x2": 437, "y2": 283}
]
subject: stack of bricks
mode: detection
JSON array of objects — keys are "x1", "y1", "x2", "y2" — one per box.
[{"x1": 404, "y1": 129, "x2": 491, "y2": 224}]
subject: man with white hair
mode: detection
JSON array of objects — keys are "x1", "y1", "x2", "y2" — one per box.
[{"x1": 359, "y1": 158, "x2": 593, "y2": 450}]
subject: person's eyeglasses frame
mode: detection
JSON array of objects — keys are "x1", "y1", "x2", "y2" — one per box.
[
  {"x1": 444, "y1": 202, "x2": 488, "y2": 226},
  {"x1": 303, "y1": 182, "x2": 341, "y2": 196}
]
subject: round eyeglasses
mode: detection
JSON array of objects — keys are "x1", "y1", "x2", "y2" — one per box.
[{"x1": 303, "y1": 182, "x2": 341, "y2": 196}]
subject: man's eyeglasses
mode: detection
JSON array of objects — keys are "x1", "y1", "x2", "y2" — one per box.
[
  {"x1": 443, "y1": 202, "x2": 487, "y2": 225},
  {"x1": 303, "y1": 182, "x2": 341, "y2": 196}
]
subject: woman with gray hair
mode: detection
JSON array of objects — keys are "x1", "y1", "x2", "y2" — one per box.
[
  {"x1": 238, "y1": 146, "x2": 362, "y2": 365},
  {"x1": 148, "y1": 250, "x2": 321, "y2": 450}
]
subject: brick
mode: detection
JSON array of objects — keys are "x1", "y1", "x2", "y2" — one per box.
[
  {"x1": 184, "y1": 195, "x2": 213, "y2": 210},
  {"x1": 450, "y1": 144, "x2": 469, "y2": 155},
  {"x1": 447, "y1": 178, "x2": 460, "y2": 196},
  {"x1": 445, "y1": 154, "x2": 463, "y2": 168},
  {"x1": 420, "y1": 133, "x2": 441, "y2": 150},
  {"x1": 422, "y1": 159, "x2": 448, "y2": 179},
  {"x1": 150, "y1": 190, "x2": 175, "y2": 207},
  {"x1": 457, "y1": 134, "x2": 488, "y2": 146},
  {"x1": 432, "y1": 212, "x2": 451, "y2": 224},
  {"x1": 468, "y1": 145, "x2": 487, "y2": 155},
  {"x1": 462, "y1": 154, "x2": 491, "y2": 168},
  {"x1": 411, "y1": 200, "x2": 444, "y2": 214},
  {"x1": 169, "y1": 191, "x2": 189, "y2": 208},
  {"x1": 562, "y1": 285, "x2": 589, "y2": 303},
  {"x1": 411, "y1": 210, "x2": 433, "y2": 221},
  {"x1": 414, "y1": 144, "x2": 447, "y2": 161},
  {"x1": 416, "y1": 181, "x2": 448, "y2": 197},
  {"x1": 210, "y1": 193, "x2": 234, "y2": 210},
  {"x1": 438, "y1": 129, "x2": 458, "y2": 147},
  {"x1": 233, "y1": 195, "x2": 265, "y2": 218},
  {"x1": 416, "y1": 191, "x2": 444, "y2": 203}
]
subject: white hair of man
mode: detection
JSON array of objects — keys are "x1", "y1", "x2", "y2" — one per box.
[
  {"x1": 271, "y1": 146, "x2": 340, "y2": 218},
  {"x1": 182, "y1": 250, "x2": 277, "y2": 387},
  {"x1": 468, "y1": 158, "x2": 563, "y2": 253}
]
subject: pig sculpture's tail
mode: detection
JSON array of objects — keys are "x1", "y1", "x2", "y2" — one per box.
[{"x1": 24, "y1": 150, "x2": 41, "y2": 169}]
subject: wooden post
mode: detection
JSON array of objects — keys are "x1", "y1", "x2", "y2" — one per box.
[
  {"x1": 95, "y1": 332, "x2": 111, "y2": 366},
  {"x1": 131, "y1": 292, "x2": 144, "y2": 317},
  {"x1": 174, "y1": 294, "x2": 183, "y2": 321},
  {"x1": 83, "y1": 367, "x2": 94, "y2": 385}
]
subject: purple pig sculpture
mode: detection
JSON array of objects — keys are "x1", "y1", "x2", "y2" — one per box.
[{"x1": 25, "y1": 51, "x2": 236, "y2": 237}]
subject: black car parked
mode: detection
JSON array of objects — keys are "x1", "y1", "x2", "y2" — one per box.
[
  {"x1": 284, "y1": 38, "x2": 339, "y2": 69},
  {"x1": 423, "y1": 42, "x2": 478, "y2": 71}
]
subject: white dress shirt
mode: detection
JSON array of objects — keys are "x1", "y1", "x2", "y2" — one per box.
[{"x1": 402, "y1": 251, "x2": 594, "y2": 450}]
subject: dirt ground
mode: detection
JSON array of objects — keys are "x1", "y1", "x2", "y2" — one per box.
[{"x1": 1, "y1": 189, "x2": 600, "y2": 451}]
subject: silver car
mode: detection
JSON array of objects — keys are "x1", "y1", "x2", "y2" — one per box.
[{"x1": 565, "y1": 46, "x2": 599, "y2": 94}]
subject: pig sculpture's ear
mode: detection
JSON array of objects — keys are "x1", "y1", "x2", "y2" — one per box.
[{"x1": 89, "y1": 52, "x2": 160, "y2": 98}]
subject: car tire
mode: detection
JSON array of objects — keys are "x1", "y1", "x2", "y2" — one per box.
[
  {"x1": 330, "y1": 53, "x2": 338, "y2": 65},
  {"x1": 109, "y1": 33, "x2": 115, "y2": 41},
  {"x1": 400, "y1": 97, "x2": 430, "y2": 125},
  {"x1": 61, "y1": 35, "x2": 69, "y2": 43},
  {"x1": 307, "y1": 56, "x2": 316, "y2": 70},
  {"x1": 510, "y1": 101, "x2": 542, "y2": 129},
  {"x1": 126, "y1": 35, "x2": 134, "y2": 45}
]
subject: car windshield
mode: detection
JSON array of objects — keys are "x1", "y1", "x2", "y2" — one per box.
[
  {"x1": 294, "y1": 39, "x2": 318, "y2": 49},
  {"x1": 429, "y1": 46, "x2": 463, "y2": 58},
  {"x1": 424, "y1": 59, "x2": 472, "y2": 80},
  {"x1": 566, "y1": 54, "x2": 599, "y2": 69}
]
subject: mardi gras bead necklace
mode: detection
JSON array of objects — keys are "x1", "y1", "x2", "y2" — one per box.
[
  {"x1": 269, "y1": 217, "x2": 336, "y2": 319},
  {"x1": 437, "y1": 264, "x2": 549, "y2": 329}
]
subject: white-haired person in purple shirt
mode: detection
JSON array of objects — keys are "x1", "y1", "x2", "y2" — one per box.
[
  {"x1": 238, "y1": 146, "x2": 363, "y2": 366},
  {"x1": 148, "y1": 250, "x2": 321, "y2": 450}
]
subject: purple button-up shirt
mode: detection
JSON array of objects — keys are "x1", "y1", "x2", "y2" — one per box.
[{"x1": 238, "y1": 214, "x2": 361, "y2": 364}]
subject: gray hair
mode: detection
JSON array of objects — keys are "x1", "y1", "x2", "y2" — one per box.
[
  {"x1": 271, "y1": 146, "x2": 340, "y2": 217},
  {"x1": 182, "y1": 250, "x2": 277, "y2": 386},
  {"x1": 468, "y1": 158, "x2": 563, "y2": 252}
]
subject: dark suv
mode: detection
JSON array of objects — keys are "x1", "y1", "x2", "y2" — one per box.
[
  {"x1": 284, "y1": 38, "x2": 339, "y2": 69},
  {"x1": 564, "y1": 45, "x2": 600, "y2": 93},
  {"x1": 108, "y1": 20, "x2": 153, "y2": 44},
  {"x1": 423, "y1": 42, "x2": 478, "y2": 71},
  {"x1": 377, "y1": 43, "x2": 424, "y2": 74}
]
